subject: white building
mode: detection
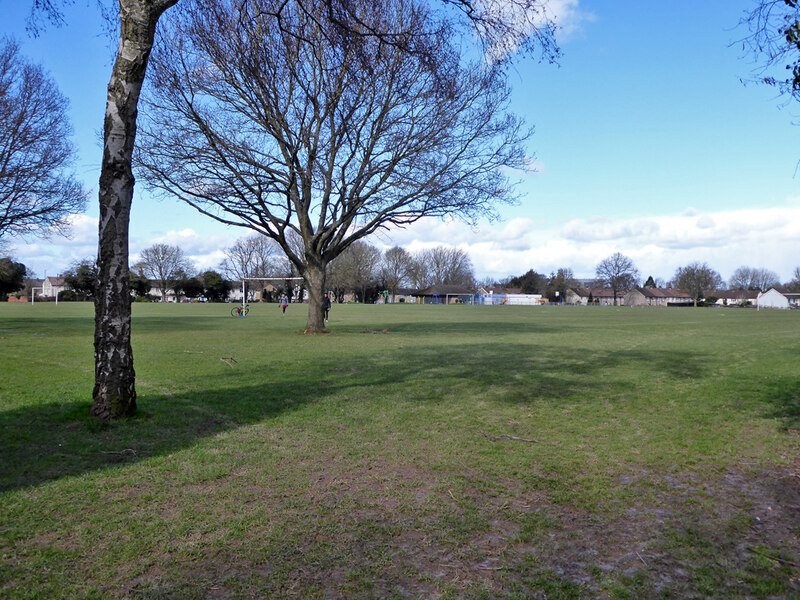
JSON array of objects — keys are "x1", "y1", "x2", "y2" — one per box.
[
  {"x1": 42, "y1": 277, "x2": 68, "y2": 298},
  {"x1": 505, "y1": 294, "x2": 545, "y2": 306},
  {"x1": 757, "y1": 287, "x2": 800, "y2": 310}
]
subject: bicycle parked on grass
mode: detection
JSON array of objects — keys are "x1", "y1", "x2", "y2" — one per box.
[{"x1": 231, "y1": 303, "x2": 250, "y2": 317}]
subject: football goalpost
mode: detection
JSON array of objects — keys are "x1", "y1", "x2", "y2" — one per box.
[
  {"x1": 240, "y1": 277, "x2": 303, "y2": 302},
  {"x1": 445, "y1": 293, "x2": 474, "y2": 305}
]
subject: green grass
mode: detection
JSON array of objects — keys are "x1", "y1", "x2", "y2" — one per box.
[{"x1": 1, "y1": 302, "x2": 799, "y2": 598}]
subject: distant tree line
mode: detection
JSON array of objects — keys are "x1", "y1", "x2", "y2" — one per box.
[
  {"x1": 328, "y1": 243, "x2": 476, "y2": 303},
  {"x1": 4, "y1": 244, "x2": 800, "y2": 305}
]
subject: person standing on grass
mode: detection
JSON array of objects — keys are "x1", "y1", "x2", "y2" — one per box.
[
  {"x1": 280, "y1": 293, "x2": 289, "y2": 315},
  {"x1": 322, "y1": 293, "x2": 331, "y2": 322}
]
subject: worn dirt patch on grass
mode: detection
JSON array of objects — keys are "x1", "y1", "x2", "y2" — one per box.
[{"x1": 119, "y1": 458, "x2": 800, "y2": 599}]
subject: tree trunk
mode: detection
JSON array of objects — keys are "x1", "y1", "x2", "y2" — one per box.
[
  {"x1": 91, "y1": 0, "x2": 177, "y2": 421},
  {"x1": 304, "y1": 261, "x2": 327, "y2": 333}
]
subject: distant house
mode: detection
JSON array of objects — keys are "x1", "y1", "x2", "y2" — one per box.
[
  {"x1": 148, "y1": 284, "x2": 178, "y2": 303},
  {"x1": 566, "y1": 287, "x2": 624, "y2": 306},
  {"x1": 711, "y1": 289, "x2": 759, "y2": 307},
  {"x1": 564, "y1": 287, "x2": 587, "y2": 305},
  {"x1": 42, "y1": 277, "x2": 68, "y2": 298},
  {"x1": 757, "y1": 287, "x2": 800, "y2": 310},
  {"x1": 623, "y1": 287, "x2": 692, "y2": 307}
]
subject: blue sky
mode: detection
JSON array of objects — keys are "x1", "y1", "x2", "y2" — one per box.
[{"x1": 3, "y1": 0, "x2": 799, "y2": 283}]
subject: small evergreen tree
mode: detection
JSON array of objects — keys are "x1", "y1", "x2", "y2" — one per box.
[
  {"x1": 129, "y1": 272, "x2": 151, "y2": 299},
  {"x1": 0, "y1": 258, "x2": 26, "y2": 301},
  {"x1": 62, "y1": 259, "x2": 98, "y2": 300},
  {"x1": 202, "y1": 271, "x2": 231, "y2": 302}
]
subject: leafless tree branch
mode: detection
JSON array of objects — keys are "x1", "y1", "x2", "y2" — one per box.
[
  {"x1": 0, "y1": 38, "x2": 87, "y2": 240},
  {"x1": 137, "y1": 0, "x2": 532, "y2": 331}
]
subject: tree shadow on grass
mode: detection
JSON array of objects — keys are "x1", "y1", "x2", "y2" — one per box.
[
  {"x1": 349, "y1": 319, "x2": 564, "y2": 337},
  {"x1": 760, "y1": 376, "x2": 800, "y2": 429},
  {"x1": 0, "y1": 340, "x2": 712, "y2": 494},
  {"x1": 0, "y1": 382, "x2": 308, "y2": 494}
]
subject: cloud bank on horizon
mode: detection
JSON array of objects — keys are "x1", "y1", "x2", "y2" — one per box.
[
  {"x1": 9, "y1": 199, "x2": 799, "y2": 284},
  {"x1": 376, "y1": 199, "x2": 800, "y2": 282}
]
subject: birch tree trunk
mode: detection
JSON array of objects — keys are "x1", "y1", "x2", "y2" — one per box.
[{"x1": 90, "y1": 0, "x2": 177, "y2": 421}]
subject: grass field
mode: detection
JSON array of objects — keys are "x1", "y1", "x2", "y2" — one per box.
[{"x1": 1, "y1": 301, "x2": 799, "y2": 599}]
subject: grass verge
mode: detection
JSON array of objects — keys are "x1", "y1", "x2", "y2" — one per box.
[{"x1": 1, "y1": 302, "x2": 799, "y2": 598}]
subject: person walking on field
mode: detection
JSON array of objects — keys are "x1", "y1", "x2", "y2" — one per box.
[
  {"x1": 322, "y1": 293, "x2": 331, "y2": 322},
  {"x1": 280, "y1": 293, "x2": 289, "y2": 315}
]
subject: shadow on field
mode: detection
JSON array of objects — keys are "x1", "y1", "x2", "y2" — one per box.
[
  {"x1": 761, "y1": 376, "x2": 800, "y2": 428},
  {"x1": 0, "y1": 379, "x2": 311, "y2": 494},
  {"x1": 351, "y1": 319, "x2": 563, "y2": 336},
  {"x1": 0, "y1": 339, "x2": 710, "y2": 494}
]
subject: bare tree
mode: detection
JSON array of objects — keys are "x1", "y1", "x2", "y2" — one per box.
[
  {"x1": 741, "y1": 0, "x2": 800, "y2": 103},
  {"x1": 787, "y1": 266, "x2": 800, "y2": 292},
  {"x1": 547, "y1": 267, "x2": 576, "y2": 302},
  {"x1": 0, "y1": 38, "x2": 87, "y2": 240},
  {"x1": 381, "y1": 246, "x2": 413, "y2": 296},
  {"x1": 408, "y1": 251, "x2": 432, "y2": 290},
  {"x1": 728, "y1": 266, "x2": 752, "y2": 290},
  {"x1": 133, "y1": 243, "x2": 191, "y2": 301},
  {"x1": 219, "y1": 235, "x2": 282, "y2": 281},
  {"x1": 595, "y1": 253, "x2": 639, "y2": 306},
  {"x1": 405, "y1": 246, "x2": 476, "y2": 290},
  {"x1": 328, "y1": 241, "x2": 382, "y2": 302},
  {"x1": 135, "y1": 0, "x2": 534, "y2": 332},
  {"x1": 219, "y1": 234, "x2": 287, "y2": 298},
  {"x1": 728, "y1": 265, "x2": 779, "y2": 291},
  {"x1": 751, "y1": 267, "x2": 780, "y2": 291},
  {"x1": 92, "y1": 0, "x2": 179, "y2": 421},
  {"x1": 321, "y1": 0, "x2": 559, "y2": 65},
  {"x1": 424, "y1": 246, "x2": 476, "y2": 288},
  {"x1": 29, "y1": 0, "x2": 557, "y2": 420},
  {"x1": 673, "y1": 262, "x2": 723, "y2": 307}
]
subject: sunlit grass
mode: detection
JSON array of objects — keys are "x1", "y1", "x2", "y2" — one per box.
[{"x1": 1, "y1": 302, "x2": 799, "y2": 598}]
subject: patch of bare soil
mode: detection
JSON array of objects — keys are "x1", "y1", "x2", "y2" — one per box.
[{"x1": 123, "y1": 458, "x2": 800, "y2": 599}]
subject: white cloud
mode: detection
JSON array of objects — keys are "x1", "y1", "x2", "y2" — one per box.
[
  {"x1": 7, "y1": 201, "x2": 800, "y2": 285},
  {"x1": 542, "y1": 0, "x2": 591, "y2": 41},
  {"x1": 376, "y1": 203, "x2": 800, "y2": 282},
  {"x1": 6, "y1": 214, "x2": 98, "y2": 277},
  {"x1": 131, "y1": 228, "x2": 239, "y2": 272},
  {"x1": 695, "y1": 215, "x2": 715, "y2": 229},
  {"x1": 562, "y1": 216, "x2": 660, "y2": 242},
  {"x1": 476, "y1": 0, "x2": 590, "y2": 62}
]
